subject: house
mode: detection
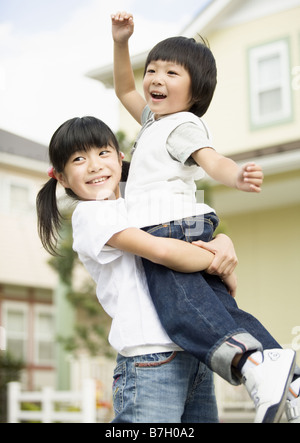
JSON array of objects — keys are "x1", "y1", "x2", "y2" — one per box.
[
  {"x1": 89, "y1": 0, "x2": 300, "y2": 419},
  {"x1": 0, "y1": 129, "x2": 58, "y2": 390}
]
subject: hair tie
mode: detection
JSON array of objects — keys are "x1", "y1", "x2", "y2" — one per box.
[{"x1": 47, "y1": 166, "x2": 57, "y2": 180}]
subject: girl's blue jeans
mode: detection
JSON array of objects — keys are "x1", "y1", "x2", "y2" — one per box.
[
  {"x1": 112, "y1": 351, "x2": 218, "y2": 423},
  {"x1": 142, "y1": 214, "x2": 281, "y2": 385}
]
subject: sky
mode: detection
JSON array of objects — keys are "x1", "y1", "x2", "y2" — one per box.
[{"x1": 0, "y1": 0, "x2": 208, "y2": 145}]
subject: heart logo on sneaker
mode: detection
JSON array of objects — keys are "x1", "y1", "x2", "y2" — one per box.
[{"x1": 268, "y1": 351, "x2": 280, "y2": 361}]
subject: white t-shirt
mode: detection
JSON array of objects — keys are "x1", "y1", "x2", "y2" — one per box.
[
  {"x1": 125, "y1": 107, "x2": 215, "y2": 228},
  {"x1": 72, "y1": 198, "x2": 180, "y2": 357}
]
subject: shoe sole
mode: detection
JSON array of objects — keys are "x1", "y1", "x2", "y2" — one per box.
[{"x1": 261, "y1": 352, "x2": 296, "y2": 423}]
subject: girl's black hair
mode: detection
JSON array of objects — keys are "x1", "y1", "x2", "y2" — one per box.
[
  {"x1": 144, "y1": 36, "x2": 217, "y2": 117},
  {"x1": 36, "y1": 116, "x2": 121, "y2": 255}
]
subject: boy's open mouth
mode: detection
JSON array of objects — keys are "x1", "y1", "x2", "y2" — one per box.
[{"x1": 151, "y1": 92, "x2": 167, "y2": 100}]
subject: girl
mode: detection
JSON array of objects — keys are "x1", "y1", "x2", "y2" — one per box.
[
  {"x1": 37, "y1": 115, "x2": 242, "y2": 423},
  {"x1": 111, "y1": 12, "x2": 299, "y2": 423}
]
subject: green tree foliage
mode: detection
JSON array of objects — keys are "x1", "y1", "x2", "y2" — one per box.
[{"x1": 0, "y1": 352, "x2": 24, "y2": 423}]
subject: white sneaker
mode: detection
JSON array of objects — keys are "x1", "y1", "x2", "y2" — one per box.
[
  {"x1": 286, "y1": 396, "x2": 300, "y2": 423},
  {"x1": 242, "y1": 349, "x2": 296, "y2": 423}
]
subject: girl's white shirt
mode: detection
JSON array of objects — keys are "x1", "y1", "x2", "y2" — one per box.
[{"x1": 72, "y1": 198, "x2": 181, "y2": 357}]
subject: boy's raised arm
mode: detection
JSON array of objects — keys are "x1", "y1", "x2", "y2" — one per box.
[{"x1": 112, "y1": 12, "x2": 146, "y2": 124}]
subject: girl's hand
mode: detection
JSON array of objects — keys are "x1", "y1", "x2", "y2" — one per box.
[
  {"x1": 223, "y1": 272, "x2": 237, "y2": 298},
  {"x1": 236, "y1": 162, "x2": 264, "y2": 193},
  {"x1": 111, "y1": 11, "x2": 134, "y2": 44},
  {"x1": 192, "y1": 233, "x2": 238, "y2": 278}
]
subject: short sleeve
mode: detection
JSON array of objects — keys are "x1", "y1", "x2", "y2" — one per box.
[
  {"x1": 141, "y1": 105, "x2": 153, "y2": 125},
  {"x1": 72, "y1": 199, "x2": 132, "y2": 264},
  {"x1": 167, "y1": 121, "x2": 214, "y2": 166}
]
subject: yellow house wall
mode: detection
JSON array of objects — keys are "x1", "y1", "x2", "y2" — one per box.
[
  {"x1": 204, "y1": 6, "x2": 300, "y2": 155},
  {"x1": 219, "y1": 203, "x2": 300, "y2": 353}
]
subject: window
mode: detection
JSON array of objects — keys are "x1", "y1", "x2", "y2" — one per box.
[
  {"x1": 34, "y1": 307, "x2": 55, "y2": 366},
  {"x1": 10, "y1": 184, "x2": 31, "y2": 213},
  {"x1": 0, "y1": 176, "x2": 35, "y2": 215},
  {"x1": 2, "y1": 301, "x2": 55, "y2": 366},
  {"x1": 248, "y1": 39, "x2": 292, "y2": 128},
  {"x1": 3, "y1": 302, "x2": 28, "y2": 362}
]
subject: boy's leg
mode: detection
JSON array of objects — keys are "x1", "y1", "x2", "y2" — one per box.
[
  {"x1": 204, "y1": 273, "x2": 281, "y2": 350},
  {"x1": 111, "y1": 351, "x2": 218, "y2": 423},
  {"x1": 143, "y1": 215, "x2": 286, "y2": 374},
  {"x1": 142, "y1": 217, "x2": 296, "y2": 422},
  {"x1": 142, "y1": 216, "x2": 262, "y2": 385},
  {"x1": 142, "y1": 256, "x2": 261, "y2": 384}
]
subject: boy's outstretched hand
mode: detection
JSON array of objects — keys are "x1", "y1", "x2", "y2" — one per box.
[
  {"x1": 111, "y1": 11, "x2": 134, "y2": 43},
  {"x1": 236, "y1": 162, "x2": 264, "y2": 193}
]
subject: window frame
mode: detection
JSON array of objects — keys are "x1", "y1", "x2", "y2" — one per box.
[
  {"x1": 2, "y1": 300, "x2": 55, "y2": 367},
  {"x1": 34, "y1": 305, "x2": 55, "y2": 366},
  {"x1": 248, "y1": 37, "x2": 292, "y2": 129},
  {"x1": 0, "y1": 175, "x2": 36, "y2": 215},
  {"x1": 2, "y1": 301, "x2": 29, "y2": 362}
]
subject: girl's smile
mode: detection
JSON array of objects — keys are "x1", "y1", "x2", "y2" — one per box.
[
  {"x1": 57, "y1": 146, "x2": 123, "y2": 201},
  {"x1": 87, "y1": 176, "x2": 110, "y2": 184}
]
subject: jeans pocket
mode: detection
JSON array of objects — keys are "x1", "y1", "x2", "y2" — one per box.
[
  {"x1": 112, "y1": 362, "x2": 125, "y2": 414},
  {"x1": 134, "y1": 351, "x2": 177, "y2": 368}
]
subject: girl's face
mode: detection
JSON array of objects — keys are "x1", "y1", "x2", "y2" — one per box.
[
  {"x1": 57, "y1": 145, "x2": 123, "y2": 201},
  {"x1": 143, "y1": 60, "x2": 192, "y2": 118}
]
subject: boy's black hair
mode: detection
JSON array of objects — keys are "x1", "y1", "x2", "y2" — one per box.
[{"x1": 144, "y1": 36, "x2": 217, "y2": 117}]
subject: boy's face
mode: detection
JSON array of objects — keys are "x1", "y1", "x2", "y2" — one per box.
[
  {"x1": 57, "y1": 146, "x2": 123, "y2": 201},
  {"x1": 143, "y1": 60, "x2": 192, "y2": 118}
]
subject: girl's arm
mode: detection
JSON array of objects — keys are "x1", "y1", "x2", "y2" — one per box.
[
  {"x1": 108, "y1": 228, "x2": 237, "y2": 296},
  {"x1": 107, "y1": 227, "x2": 214, "y2": 273},
  {"x1": 112, "y1": 12, "x2": 146, "y2": 124},
  {"x1": 192, "y1": 148, "x2": 263, "y2": 193}
]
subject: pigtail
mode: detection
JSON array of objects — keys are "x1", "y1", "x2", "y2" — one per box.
[{"x1": 36, "y1": 178, "x2": 62, "y2": 256}]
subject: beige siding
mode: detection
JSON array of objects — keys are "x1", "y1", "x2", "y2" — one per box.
[
  {"x1": 204, "y1": 6, "x2": 300, "y2": 155},
  {"x1": 221, "y1": 203, "x2": 300, "y2": 359}
]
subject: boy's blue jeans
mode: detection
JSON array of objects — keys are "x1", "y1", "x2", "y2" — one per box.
[
  {"x1": 142, "y1": 214, "x2": 281, "y2": 385},
  {"x1": 112, "y1": 351, "x2": 218, "y2": 423}
]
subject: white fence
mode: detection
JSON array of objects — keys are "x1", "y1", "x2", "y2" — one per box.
[
  {"x1": 69, "y1": 354, "x2": 115, "y2": 422},
  {"x1": 8, "y1": 379, "x2": 96, "y2": 423}
]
